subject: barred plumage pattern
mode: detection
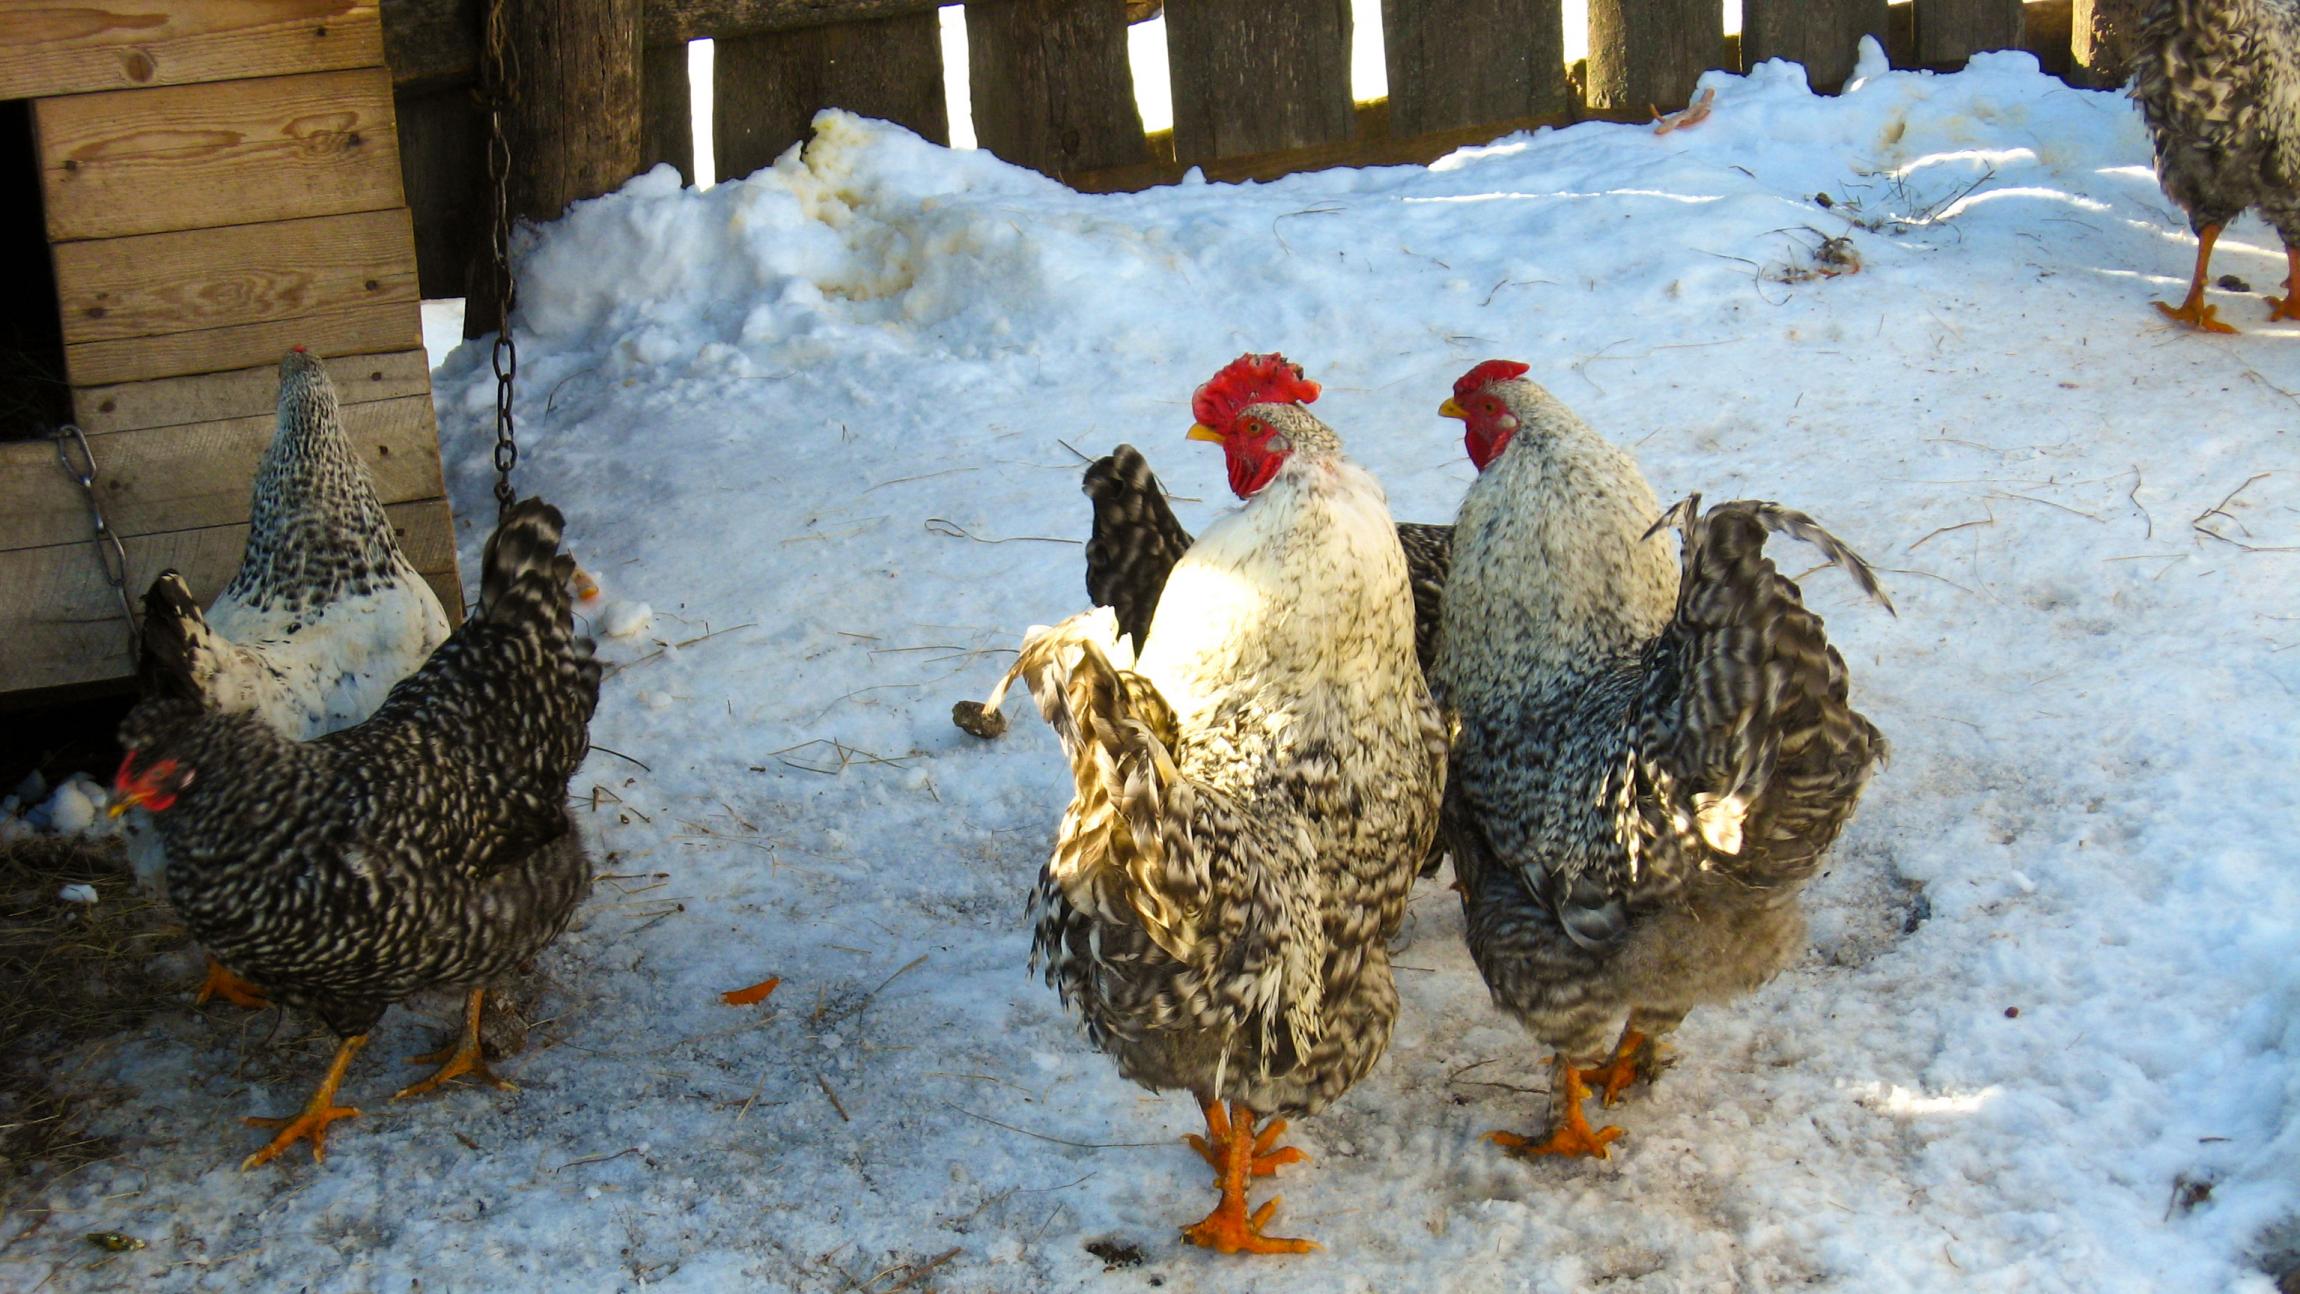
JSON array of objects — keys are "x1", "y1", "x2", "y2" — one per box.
[
  {"x1": 118, "y1": 500, "x2": 601, "y2": 1039},
  {"x1": 989, "y1": 410, "x2": 1446, "y2": 1117},
  {"x1": 1435, "y1": 377, "x2": 1888, "y2": 1133},
  {"x1": 2132, "y1": 0, "x2": 2300, "y2": 240}
]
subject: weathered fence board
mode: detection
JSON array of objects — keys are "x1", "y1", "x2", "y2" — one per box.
[
  {"x1": 1742, "y1": 0, "x2": 1888, "y2": 91},
  {"x1": 963, "y1": 0, "x2": 1145, "y2": 177},
  {"x1": 36, "y1": 67, "x2": 405, "y2": 243},
  {"x1": 0, "y1": 0, "x2": 382, "y2": 101},
  {"x1": 1585, "y1": 0, "x2": 1720, "y2": 113},
  {"x1": 1915, "y1": 0, "x2": 2024, "y2": 66},
  {"x1": 393, "y1": 80, "x2": 486, "y2": 299},
  {"x1": 711, "y1": 9, "x2": 946, "y2": 182},
  {"x1": 1382, "y1": 0, "x2": 1567, "y2": 135},
  {"x1": 642, "y1": 41, "x2": 697, "y2": 183},
  {"x1": 65, "y1": 299, "x2": 422, "y2": 389},
  {"x1": 72, "y1": 350, "x2": 435, "y2": 434},
  {"x1": 506, "y1": 0, "x2": 643, "y2": 224},
  {"x1": 2071, "y1": 0, "x2": 2146, "y2": 84},
  {"x1": 1163, "y1": 0, "x2": 1354, "y2": 164}
]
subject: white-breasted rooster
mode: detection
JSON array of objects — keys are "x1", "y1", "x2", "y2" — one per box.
[
  {"x1": 969, "y1": 354, "x2": 1445, "y2": 1254},
  {"x1": 1432, "y1": 359, "x2": 1892, "y2": 1160},
  {"x1": 125, "y1": 347, "x2": 450, "y2": 1007}
]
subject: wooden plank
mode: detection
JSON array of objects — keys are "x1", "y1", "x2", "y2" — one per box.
[
  {"x1": 380, "y1": 0, "x2": 479, "y2": 86},
  {"x1": 2071, "y1": 0, "x2": 2146, "y2": 85},
  {"x1": 2024, "y1": 0, "x2": 2074, "y2": 81},
  {"x1": 641, "y1": 41, "x2": 696, "y2": 185},
  {"x1": 1741, "y1": 0, "x2": 1888, "y2": 91},
  {"x1": 1913, "y1": 0, "x2": 2023, "y2": 67},
  {"x1": 65, "y1": 298, "x2": 422, "y2": 388},
  {"x1": 1163, "y1": 0, "x2": 1353, "y2": 164},
  {"x1": 963, "y1": 0, "x2": 1145, "y2": 177},
  {"x1": 647, "y1": 0, "x2": 944, "y2": 43},
  {"x1": 0, "y1": 395, "x2": 443, "y2": 552},
  {"x1": 712, "y1": 10, "x2": 947, "y2": 182},
  {"x1": 0, "y1": 497, "x2": 456, "y2": 695},
  {"x1": 0, "y1": 1, "x2": 382, "y2": 101},
  {"x1": 73, "y1": 349, "x2": 433, "y2": 433},
  {"x1": 393, "y1": 80, "x2": 486, "y2": 299},
  {"x1": 1585, "y1": 0, "x2": 1719, "y2": 113},
  {"x1": 505, "y1": 0, "x2": 642, "y2": 224},
  {"x1": 53, "y1": 209, "x2": 419, "y2": 349},
  {"x1": 35, "y1": 66, "x2": 406, "y2": 242},
  {"x1": 1382, "y1": 0, "x2": 1565, "y2": 135}
]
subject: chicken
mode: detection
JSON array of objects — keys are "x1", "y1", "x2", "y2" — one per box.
[
  {"x1": 2130, "y1": 0, "x2": 2300, "y2": 332},
  {"x1": 970, "y1": 354, "x2": 1445, "y2": 1253},
  {"x1": 1431, "y1": 360, "x2": 1891, "y2": 1160},
  {"x1": 109, "y1": 499, "x2": 600, "y2": 1170},
  {"x1": 124, "y1": 348, "x2": 451, "y2": 1007}
]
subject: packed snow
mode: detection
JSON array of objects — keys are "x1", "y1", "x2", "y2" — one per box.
[{"x1": 6, "y1": 47, "x2": 2297, "y2": 1293}]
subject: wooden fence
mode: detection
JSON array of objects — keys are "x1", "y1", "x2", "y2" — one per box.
[{"x1": 382, "y1": 0, "x2": 2104, "y2": 304}]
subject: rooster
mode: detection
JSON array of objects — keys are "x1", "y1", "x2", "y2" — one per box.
[
  {"x1": 2131, "y1": 0, "x2": 2300, "y2": 332},
  {"x1": 110, "y1": 499, "x2": 600, "y2": 1170},
  {"x1": 1432, "y1": 360, "x2": 1891, "y2": 1160},
  {"x1": 125, "y1": 347, "x2": 450, "y2": 1008},
  {"x1": 971, "y1": 354, "x2": 1445, "y2": 1253}
]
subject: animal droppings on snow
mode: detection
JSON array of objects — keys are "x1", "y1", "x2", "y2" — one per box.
[{"x1": 601, "y1": 601, "x2": 652, "y2": 638}]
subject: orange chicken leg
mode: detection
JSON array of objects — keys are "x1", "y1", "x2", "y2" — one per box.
[
  {"x1": 1488, "y1": 1063, "x2": 1626, "y2": 1160},
  {"x1": 242, "y1": 1034, "x2": 366, "y2": 1170},
  {"x1": 394, "y1": 988, "x2": 514, "y2": 1100},
  {"x1": 2155, "y1": 224, "x2": 2238, "y2": 334},
  {"x1": 2267, "y1": 246, "x2": 2300, "y2": 322},
  {"x1": 193, "y1": 957, "x2": 270, "y2": 1009},
  {"x1": 1180, "y1": 1100, "x2": 1318, "y2": 1255}
]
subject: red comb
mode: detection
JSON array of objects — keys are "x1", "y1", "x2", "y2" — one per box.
[
  {"x1": 1192, "y1": 353, "x2": 1321, "y2": 432},
  {"x1": 290, "y1": 344, "x2": 306, "y2": 353},
  {"x1": 1453, "y1": 359, "x2": 1530, "y2": 398}
]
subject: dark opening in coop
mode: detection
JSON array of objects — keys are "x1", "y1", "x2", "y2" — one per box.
[{"x1": 0, "y1": 99, "x2": 68, "y2": 437}]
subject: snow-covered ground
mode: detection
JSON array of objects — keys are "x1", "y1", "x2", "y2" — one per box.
[{"x1": 9, "y1": 46, "x2": 2299, "y2": 1292}]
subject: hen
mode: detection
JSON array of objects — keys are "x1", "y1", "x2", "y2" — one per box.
[
  {"x1": 126, "y1": 348, "x2": 450, "y2": 1006},
  {"x1": 971, "y1": 355, "x2": 1445, "y2": 1253},
  {"x1": 1432, "y1": 360, "x2": 1891, "y2": 1160},
  {"x1": 2131, "y1": 0, "x2": 2300, "y2": 332},
  {"x1": 110, "y1": 499, "x2": 600, "y2": 1170}
]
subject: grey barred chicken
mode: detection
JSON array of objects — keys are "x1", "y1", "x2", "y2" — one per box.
[
  {"x1": 111, "y1": 499, "x2": 599, "y2": 1170},
  {"x1": 125, "y1": 347, "x2": 450, "y2": 1008},
  {"x1": 1432, "y1": 360, "x2": 1891, "y2": 1160},
  {"x1": 2131, "y1": 0, "x2": 2300, "y2": 332},
  {"x1": 971, "y1": 354, "x2": 1445, "y2": 1253}
]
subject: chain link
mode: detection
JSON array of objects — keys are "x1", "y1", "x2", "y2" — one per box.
[
  {"x1": 485, "y1": 0, "x2": 520, "y2": 517},
  {"x1": 53, "y1": 424, "x2": 137, "y2": 660}
]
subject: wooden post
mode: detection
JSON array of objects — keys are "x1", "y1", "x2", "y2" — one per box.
[
  {"x1": 640, "y1": 41, "x2": 695, "y2": 183},
  {"x1": 1585, "y1": 0, "x2": 1721, "y2": 113},
  {"x1": 1382, "y1": 0, "x2": 1566, "y2": 134},
  {"x1": 394, "y1": 83, "x2": 486, "y2": 300},
  {"x1": 964, "y1": 0, "x2": 1145, "y2": 177},
  {"x1": 712, "y1": 12, "x2": 947, "y2": 183},
  {"x1": 1162, "y1": 0, "x2": 1353, "y2": 164},
  {"x1": 2072, "y1": 0, "x2": 2147, "y2": 86},
  {"x1": 1741, "y1": 0, "x2": 1888, "y2": 92},
  {"x1": 1913, "y1": 0, "x2": 2023, "y2": 67}
]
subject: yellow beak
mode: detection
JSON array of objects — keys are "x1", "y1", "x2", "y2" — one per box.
[
  {"x1": 1438, "y1": 398, "x2": 1466, "y2": 420},
  {"x1": 1186, "y1": 423, "x2": 1225, "y2": 443},
  {"x1": 107, "y1": 795, "x2": 134, "y2": 819}
]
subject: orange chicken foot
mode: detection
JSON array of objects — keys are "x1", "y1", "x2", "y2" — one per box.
[
  {"x1": 2155, "y1": 224, "x2": 2237, "y2": 333},
  {"x1": 241, "y1": 1034, "x2": 366, "y2": 1170},
  {"x1": 1488, "y1": 1064, "x2": 1626, "y2": 1160},
  {"x1": 193, "y1": 957, "x2": 270, "y2": 1009},
  {"x1": 395, "y1": 988, "x2": 515, "y2": 1100},
  {"x1": 1180, "y1": 1100, "x2": 1318, "y2": 1255}
]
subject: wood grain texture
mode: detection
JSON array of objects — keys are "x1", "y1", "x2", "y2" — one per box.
[
  {"x1": 712, "y1": 10, "x2": 947, "y2": 182},
  {"x1": 53, "y1": 209, "x2": 418, "y2": 348},
  {"x1": 1741, "y1": 0, "x2": 1888, "y2": 90},
  {"x1": 0, "y1": 0, "x2": 382, "y2": 100},
  {"x1": 641, "y1": 40, "x2": 696, "y2": 184},
  {"x1": 0, "y1": 496, "x2": 457, "y2": 695},
  {"x1": 393, "y1": 79, "x2": 485, "y2": 299},
  {"x1": 72, "y1": 349, "x2": 433, "y2": 433},
  {"x1": 1913, "y1": 0, "x2": 2022, "y2": 66},
  {"x1": 1, "y1": 395, "x2": 443, "y2": 551},
  {"x1": 36, "y1": 66, "x2": 406, "y2": 242},
  {"x1": 1585, "y1": 0, "x2": 1720, "y2": 112},
  {"x1": 380, "y1": 0, "x2": 479, "y2": 85},
  {"x1": 1163, "y1": 0, "x2": 1354, "y2": 163},
  {"x1": 963, "y1": 0, "x2": 1144, "y2": 176},
  {"x1": 2071, "y1": 0, "x2": 2146, "y2": 84},
  {"x1": 506, "y1": 0, "x2": 644, "y2": 224},
  {"x1": 646, "y1": 0, "x2": 944, "y2": 42},
  {"x1": 65, "y1": 297, "x2": 422, "y2": 387},
  {"x1": 1382, "y1": 0, "x2": 1566, "y2": 134}
]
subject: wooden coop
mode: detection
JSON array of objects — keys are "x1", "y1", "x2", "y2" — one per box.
[{"x1": 0, "y1": 1, "x2": 457, "y2": 704}]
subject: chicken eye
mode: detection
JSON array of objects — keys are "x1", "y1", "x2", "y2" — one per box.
[{"x1": 1240, "y1": 417, "x2": 1266, "y2": 437}]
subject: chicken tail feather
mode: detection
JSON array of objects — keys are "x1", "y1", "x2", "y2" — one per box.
[{"x1": 136, "y1": 571, "x2": 226, "y2": 706}]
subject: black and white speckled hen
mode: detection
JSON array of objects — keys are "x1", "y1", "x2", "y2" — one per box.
[
  {"x1": 2131, "y1": 0, "x2": 2300, "y2": 332},
  {"x1": 125, "y1": 347, "x2": 450, "y2": 1008},
  {"x1": 110, "y1": 499, "x2": 600, "y2": 1170},
  {"x1": 971, "y1": 355, "x2": 1445, "y2": 1253},
  {"x1": 1432, "y1": 360, "x2": 1891, "y2": 1160}
]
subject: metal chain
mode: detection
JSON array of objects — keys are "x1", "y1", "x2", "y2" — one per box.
[
  {"x1": 484, "y1": 0, "x2": 520, "y2": 517},
  {"x1": 53, "y1": 424, "x2": 137, "y2": 659}
]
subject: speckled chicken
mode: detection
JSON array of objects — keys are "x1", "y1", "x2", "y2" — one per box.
[
  {"x1": 125, "y1": 348, "x2": 450, "y2": 1007},
  {"x1": 2131, "y1": 0, "x2": 2300, "y2": 331},
  {"x1": 971, "y1": 355, "x2": 1445, "y2": 1253},
  {"x1": 111, "y1": 499, "x2": 600, "y2": 1170},
  {"x1": 1432, "y1": 361, "x2": 1891, "y2": 1160}
]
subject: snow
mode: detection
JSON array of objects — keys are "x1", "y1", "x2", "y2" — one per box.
[{"x1": 10, "y1": 50, "x2": 2300, "y2": 1292}]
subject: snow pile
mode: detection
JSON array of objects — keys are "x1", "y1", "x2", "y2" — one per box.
[{"x1": 11, "y1": 52, "x2": 2299, "y2": 1292}]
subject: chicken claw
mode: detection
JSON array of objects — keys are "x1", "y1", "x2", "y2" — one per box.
[
  {"x1": 193, "y1": 958, "x2": 270, "y2": 1009},
  {"x1": 395, "y1": 989, "x2": 515, "y2": 1099},
  {"x1": 1181, "y1": 1100, "x2": 1319, "y2": 1255},
  {"x1": 1487, "y1": 1065, "x2": 1625, "y2": 1160},
  {"x1": 241, "y1": 1035, "x2": 366, "y2": 1170}
]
